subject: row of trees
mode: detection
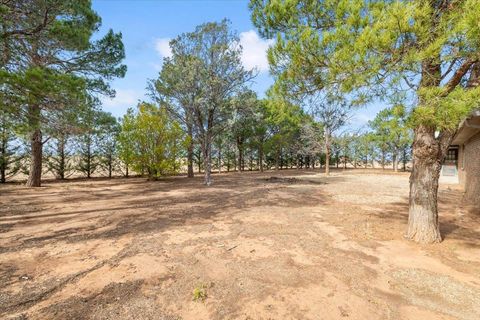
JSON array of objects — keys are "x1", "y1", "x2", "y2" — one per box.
[
  {"x1": 0, "y1": 0, "x2": 414, "y2": 186},
  {"x1": 0, "y1": 96, "x2": 412, "y2": 183},
  {"x1": 1, "y1": 11, "x2": 413, "y2": 183},
  {"x1": 0, "y1": 0, "x2": 126, "y2": 187},
  {"x1": 1, "y1": 103, "x2": 121, "y2": 182}
]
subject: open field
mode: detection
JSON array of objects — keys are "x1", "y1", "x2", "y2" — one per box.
[{"x1": 1, "y1": 169, "x2": 479, "y2": 320}]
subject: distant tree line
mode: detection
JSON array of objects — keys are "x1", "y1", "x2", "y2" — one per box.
[{"x1": 1, "y1": 8, "x2": 413, "y2": 185}]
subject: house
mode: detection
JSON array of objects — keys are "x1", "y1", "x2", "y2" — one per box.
[{"x1": 441, "y1": 110, "x2": 480, "y2": 205}]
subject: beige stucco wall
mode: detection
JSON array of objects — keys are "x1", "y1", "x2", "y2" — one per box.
[
  {"x1": 463, "y1": 131, "x2": 480, "y2": 205},
  {"x1": 458, "y1": 144, "x2": 466, "y2": 188}
]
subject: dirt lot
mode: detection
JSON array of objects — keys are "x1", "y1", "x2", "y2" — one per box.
[{"x1": 1, "y1": 169, "x2": 479, "y2": 320}]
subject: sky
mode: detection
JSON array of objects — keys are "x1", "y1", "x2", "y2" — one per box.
[{"x1": 92, "y1": 0, "x2": 379, "y2": 129}]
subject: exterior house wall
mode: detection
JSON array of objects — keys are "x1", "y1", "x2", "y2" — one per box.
[
  {"x1": 463, "y1": 131, "x2": 480, "y2": 204},
  {"x1": 458, "y1": 144, "x2": 466, "y2": 188}
]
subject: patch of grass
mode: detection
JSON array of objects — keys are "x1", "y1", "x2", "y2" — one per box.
[{"x1": 192, "y1": 283, "x2": 208, "y2": 302}]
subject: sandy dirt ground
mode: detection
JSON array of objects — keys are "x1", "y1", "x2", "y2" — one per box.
[{"x1": 0, "y1": 169, "x2": 479, "y2": 320}]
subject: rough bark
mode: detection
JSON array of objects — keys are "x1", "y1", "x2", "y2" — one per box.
[
  {"x1": 26, "y1": 104, "x2": 42, "y2": 187},
  {"x1": 1, "y1": 134, "x2": 7, "y2": 183},
  {"x1": 26, "y1": 128, "x2": 42, "y2": 187},
  {"x1": 406, "y1": 125, "x2": 452, "y2": 244},
  {"x1": 57, "y1": 137, "x2": 66, "y2": 179}
]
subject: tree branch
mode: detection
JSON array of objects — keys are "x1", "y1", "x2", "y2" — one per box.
[{"x1": 442, "y1": 59, "x2": 477, "y2": 96}]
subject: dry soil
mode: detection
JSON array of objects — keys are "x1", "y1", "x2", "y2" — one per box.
[{"x1": 0, "y1": 169, "x2": 479, "y2": 319}]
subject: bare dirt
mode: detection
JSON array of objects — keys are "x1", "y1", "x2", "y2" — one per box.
[{"x1": 1, "y1": 169, "x2": 479, "y2": 320}]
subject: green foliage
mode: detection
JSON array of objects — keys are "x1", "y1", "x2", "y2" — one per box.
[
  {"x1": 0, "y1": 107, "x2": 23, "y2": 182},
  {"x1": 117, "y1": 108, "x2": 136, "y2": 176},
  {"x1": 152, "y1": 19, "x2": 255, "y2": 184},
  {"x1": 192, "y1": 284, "x2": 208, "y2": 302},
  {"x1": 369, "y1": 104, "x2": 412, "y2": 166},
  {"x1": 97, "y1": 113, "x2": 120, "y2": 178},
  {"x1": 45, "y1": 134, "x2": 74, "y2": 180},
  {"x1": 413, "y1": 87, "x2": 480, "y2": 131},
  {"x1": 250, "y1": 0, "x2": 480, "y2": 132},
  {"x1": 118, "y1": 103, "x2": 186, "y2": 179},
  {"x1": 0, "y1": 0, "x2": 126, "y2": 185},
  {"x1": 356, "y1": 132, "x2": 377, "y2": 168}
]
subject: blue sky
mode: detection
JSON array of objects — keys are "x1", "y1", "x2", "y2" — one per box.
[{"x1": 92, "y1": 0, "x2": 378, "y2": 129}]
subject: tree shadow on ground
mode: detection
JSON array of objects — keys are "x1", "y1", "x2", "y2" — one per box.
[
  {"x1": 0, "y1": 171, "x2": 329, "y2": 253},
  {"x1": 367, "y1": 188, "x2": 480, "y2": 246}
]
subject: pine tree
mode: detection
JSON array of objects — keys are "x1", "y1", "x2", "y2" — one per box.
[{"x1": 250, "y1": 0, "x2": 480, "y2": 243}]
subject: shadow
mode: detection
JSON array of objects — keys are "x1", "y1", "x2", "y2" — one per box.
[
  {"x1": 363, "y1": 188, "x2": 480, "y2": 246},
  {"x1": 0, "y1": 170, "x2": 329, "y2": 253}
]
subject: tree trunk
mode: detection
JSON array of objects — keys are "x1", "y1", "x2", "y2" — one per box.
[
  {"x1": 197, "y1": 149, "x2": 202, "y2": 173},
  {"x1": 0, "y1": 133, "x2": 6, "y2": 183},
  {"x1": 202, "y1": 135, "x2": 212, "y2": 186},
  {"x1": 325, "y1": 134, "x2": 330, "y2": 176},
  {"x1": 187, "y1": 126, "x2": 194, "y2": 178},
  {"x1": 393, "y1": 149, "x2": 398, "y2": 172},
  {"x1": 87, "y1": 143, "x2": 91, "y2": 179},
  {"x1": 0, "y1": 134, "x2": 6, "y2": 183},
  {"x1": 26, "y1": 128, "x2": 42, "y2": 187},
  {"x1": 275, "y1": 148, "x2": 279, "y2": 170},
  {"x1": 126, "y1": 164, "x2": 129, "y2": 178},
  {"x1": 218, "y1": 144, "x2": 222, "y2": 173},
  {"x1": 280, "y1": 148, "x2": 283, "y2": 169},
  {"x1": 237, "y1": 138, "x2": 243, "y2": 172},
  {"x1": 108, "y1": 156, "x2": 112, "y2": 178},
  {"x1": 258, "y1": 145, "x2": 264, "y2": 172},
  {"x1": 406, "y1": 125, "x2": 450, "y2": 244},
  {"x1": 58, "y1": 137, "x2": 65, "y2": 179}
]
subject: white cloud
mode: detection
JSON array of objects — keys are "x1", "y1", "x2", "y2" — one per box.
[
  {"x1": 101, "y1": 89, "x2": 142, "y2": 108},
  {"x1": 154, "y1": 38, "x2": 173, "y2": 59},
  {"x1": 153, "y1": 31, "x2": 273, "y2": 72},
  {"x1": 239, "y1": 30, "x2": 274, "y2": 73},
  {"x1": 355, "y1": 112, "x2": 374, "y2": 124}
]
